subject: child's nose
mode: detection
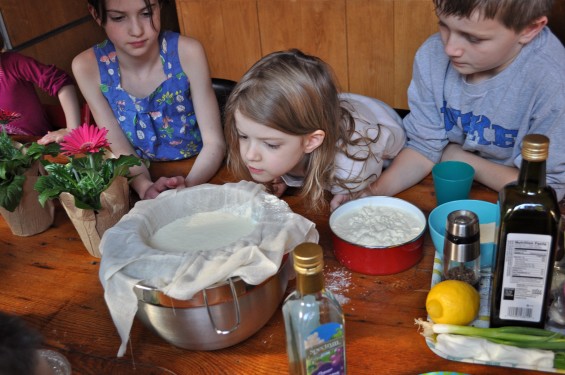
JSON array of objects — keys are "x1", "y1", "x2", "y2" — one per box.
[
  {"x1": 444, "y1": 35, "x2": 463, "y2": 57},
  {"x1": 129, "y1": 17, "x2": 144, "y2": 36},
  {"x1": 245, "y1": 144, "x2": 260, "y2": 161}
]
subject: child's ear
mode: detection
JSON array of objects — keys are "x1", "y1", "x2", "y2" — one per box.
[
  {"x1": 304, "y1": 130, "x2": 325, "y2": 153},
  {"x1": 518, "y1": 16, "x2": 548, "y2": 44},
  {"x1": 88, "y1": 5, "x2": 102, "y2": 26}
]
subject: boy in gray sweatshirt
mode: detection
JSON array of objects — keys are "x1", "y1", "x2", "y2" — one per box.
[{"x1": 331, "y1": 0, "x2": 565, "y2": 209}]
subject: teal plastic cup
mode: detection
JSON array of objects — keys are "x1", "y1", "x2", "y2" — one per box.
[{"x1": 432, "y1": 161, "x2": 475, "y2": 206}]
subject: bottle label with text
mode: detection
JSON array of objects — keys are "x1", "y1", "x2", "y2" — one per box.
[
  {"x1": 304, "y1": 322, "x2": 345, "y2": 375},
  {"x1": 499, "y1": 233, "x2": 552, "y2": 322}
]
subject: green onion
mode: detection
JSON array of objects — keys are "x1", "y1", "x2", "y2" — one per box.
[
  {"x1": 415, "y1": 318, "x2": 565, "y2": 350},
  {"x1": 415, "y1": 318, "x2": 565, "y2": 369}
]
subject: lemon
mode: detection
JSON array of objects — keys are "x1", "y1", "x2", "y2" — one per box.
[{"x1": 426, "y1": 280, "x2": 480, "y2": 325}]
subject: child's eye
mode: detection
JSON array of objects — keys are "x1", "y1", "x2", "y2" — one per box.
[
  {"x1": 464, "y1": 34, "x2": 483, "y2": 44},
  {"x1": 109, "y1": 15, "x2": 125, "y2": 22},
  {"x1": 467, "y1": 37, "x2": 481, "y2": 44},
  {"x1": 141, "y1": 5, "x2": 156, "y2": 17},
  {"x1": 237, "y1": 134, "x2": 248, "y2": 140},
  {"x1": 266, "y1": 143, "x2": 280, "y2": 150}
]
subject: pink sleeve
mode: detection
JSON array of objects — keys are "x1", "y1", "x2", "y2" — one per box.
[{"x1": 4, "y1": 52, "x2": 74, "y2": 97}]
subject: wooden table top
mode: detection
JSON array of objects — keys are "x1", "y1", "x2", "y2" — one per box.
[{"x1": 0, "y1": 156, "x2": 551, "y2": 375}]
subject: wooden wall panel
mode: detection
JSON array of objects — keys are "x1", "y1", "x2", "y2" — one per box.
[
  {"x1": 19, "y1": 22, "x2": 105, "y2": 74},
  {"x1": 1, "y1": 0, "x2": 88, "y2": 47},
  {"x1": 257, "y1": 0, "x2": 348, "y2": 88},
  {"x1": 19, "y1": 21, "x2": 106, "y2": 104},
  {"x1": 176, "y1": 0, "x2": 261, "y2": 81},
  {"x1": 19, "y1": 20, "x2": 106, "y2": 104},
  {"x1": 347, "y1": 0, "x2": 395, "y2": 106},
  {"x1": 393, "y1": 0, "x2": 437, "y2": 108},
  {"x1": 175, "y1": 0, "x2": 438, "y2": 109}
]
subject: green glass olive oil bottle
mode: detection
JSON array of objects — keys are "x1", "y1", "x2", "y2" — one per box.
[
  {"x1": 490, "y1": 134, "x2": 561, "y2": 328},
  {"x1": 282, "y1": 243, "x2": 346, "y2": 374}
]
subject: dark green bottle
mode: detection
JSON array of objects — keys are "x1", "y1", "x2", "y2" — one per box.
[{"x1": 490, "y1": 134, "x2": 561, "y2": 328}]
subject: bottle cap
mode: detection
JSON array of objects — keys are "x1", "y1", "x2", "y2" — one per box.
[
  {"x1": 522, "y1": 134, "x2": 549, "y2": 161},
  {"x1": 446, "y1": 209, "x2": 479, "y2": 238},
  {"x1": 292, "y1": 243, "x2": 324, "y2": 275},
  {"x1": 444, "y1": 210, "x2": 480, "y2": 262}
]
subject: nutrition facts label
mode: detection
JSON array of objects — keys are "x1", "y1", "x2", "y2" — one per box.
[{"x1": 499, "y1": 233, "x2": 552, "y2": 322}]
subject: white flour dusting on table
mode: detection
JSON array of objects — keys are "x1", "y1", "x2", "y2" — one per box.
[{"x1": 326, "y1": 267, "x2": 352, "y2": 305}]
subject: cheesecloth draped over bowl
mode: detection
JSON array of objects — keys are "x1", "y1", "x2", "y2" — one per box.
[{"x1": 99, "y1": 181, "x2": 319, "y2": 356}]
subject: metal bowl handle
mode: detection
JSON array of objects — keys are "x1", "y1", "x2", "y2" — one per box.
[{"x1": 202, "y1": 277, "x2": 241, "y2": 334}]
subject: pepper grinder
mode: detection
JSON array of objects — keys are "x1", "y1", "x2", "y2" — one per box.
[{"x1": 443, "y1": 209, "x2": 481, "y2": 288}]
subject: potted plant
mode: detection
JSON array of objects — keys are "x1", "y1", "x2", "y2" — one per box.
[
  {"x1": 0, "y1": 109, "x2": 57, "y2": 236},
  {"x1": 35, "y1": 124, "x2": 141, "y2": 257}
]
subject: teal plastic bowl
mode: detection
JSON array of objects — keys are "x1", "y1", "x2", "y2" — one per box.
[{"x1": 428, "y1": 199, "x2": 498, "y2": 267}]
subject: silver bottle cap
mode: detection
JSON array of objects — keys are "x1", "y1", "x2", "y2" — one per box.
[{"x1": 443, "y1": 209, "x2": 480, "y2": 262}]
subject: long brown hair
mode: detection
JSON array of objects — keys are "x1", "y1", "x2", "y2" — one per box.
[{"x1": 224, "y1": 49, "x2": 380, "y2": 212}]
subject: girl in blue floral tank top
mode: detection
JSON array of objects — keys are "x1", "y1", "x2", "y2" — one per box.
[
  {"x1": 74, "y1": 0, "x2": 224, "y2": 201},
  {"x1": 94, "y1": 31, "x2": 201, "y2": 161}
]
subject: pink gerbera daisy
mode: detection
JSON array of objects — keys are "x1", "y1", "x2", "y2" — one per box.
[
  {"x1": 60, "y1": 124, "x2": 110, "y2": 156},
  {"x1": 0, "y1": 109, "x2": 22, "y2": 125}
]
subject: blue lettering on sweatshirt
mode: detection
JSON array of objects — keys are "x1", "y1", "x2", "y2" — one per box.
[{"x1": 441, "y1": 101, "x2": 518, "y2": 148}]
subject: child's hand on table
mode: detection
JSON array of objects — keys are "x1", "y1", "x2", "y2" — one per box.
[
  {"x1": 143, "y1": 176, "x2": 187, "y2": 199},
  {"x1": 37, "y1": 128, "x2": 70, "y2": 144}
]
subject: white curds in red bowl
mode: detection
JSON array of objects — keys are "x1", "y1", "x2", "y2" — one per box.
[{"x1": 330, "y1": 196, "x2": 427, "y2": 275}]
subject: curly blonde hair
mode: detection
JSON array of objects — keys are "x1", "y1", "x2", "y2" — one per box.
[{"x1": 224, "y1": 49, "x2": 382, "y2": 212}]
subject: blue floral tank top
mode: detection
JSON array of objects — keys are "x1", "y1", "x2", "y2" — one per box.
[{"x1": 93, "y1": 31, "x2": 202, "y2": 161}]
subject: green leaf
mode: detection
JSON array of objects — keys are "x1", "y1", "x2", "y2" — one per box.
[
  {"x1": 35, "y1": 147, "x2": 141, "y2": 210},
  {"x1": 0, "y1": 133, "x2": 49, "y2": 209},
  {"x1": 0, "y1": 175, "x2": 25, "y2": 211},
  {"x1": 0, "y1": 162, "x2": 7, "y2": 180},
  {"x1": 24, "y1": 142, "x2": 46, "y2": 160},
  {"x1": 34, "y1": 173, "x2": 69, "y2": 206},
  {"x1": 74, "y1": 195, "x2": 101, "y2": 210},
  {"x1": 113, "y1": 155, "x2": 143, "y2": 176},
  {"x1": 42, "y1": 142, "x2": 62, "y2": 156}
]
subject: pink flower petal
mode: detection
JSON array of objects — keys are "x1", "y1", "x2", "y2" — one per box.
[
  {"x1": 0, "y1": 108, "x2": 22, "y2": 124},
  {"x1": 60, "y1": 124, "x2": 110, "y2": 156}
]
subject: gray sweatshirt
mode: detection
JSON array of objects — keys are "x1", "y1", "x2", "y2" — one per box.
[{"x1": 404, "y1": 27, "x2": 565, "y2": 200}]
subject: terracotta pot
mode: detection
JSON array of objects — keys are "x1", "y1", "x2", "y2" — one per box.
[
  {"x1": 0, "y1": 161, "x2": 55, "y2": 236},
  {"x1": 59, "y1": 177, "x2": 130, "y2": 258}
]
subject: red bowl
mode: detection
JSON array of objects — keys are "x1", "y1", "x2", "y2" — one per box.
[{"x1": 330, "y1": 196, "x2": 426, "y2": 275}]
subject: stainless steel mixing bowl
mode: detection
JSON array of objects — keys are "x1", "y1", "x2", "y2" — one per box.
[{"x1": 133, "y1": 256, "x2": 292, "y2": 350}]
